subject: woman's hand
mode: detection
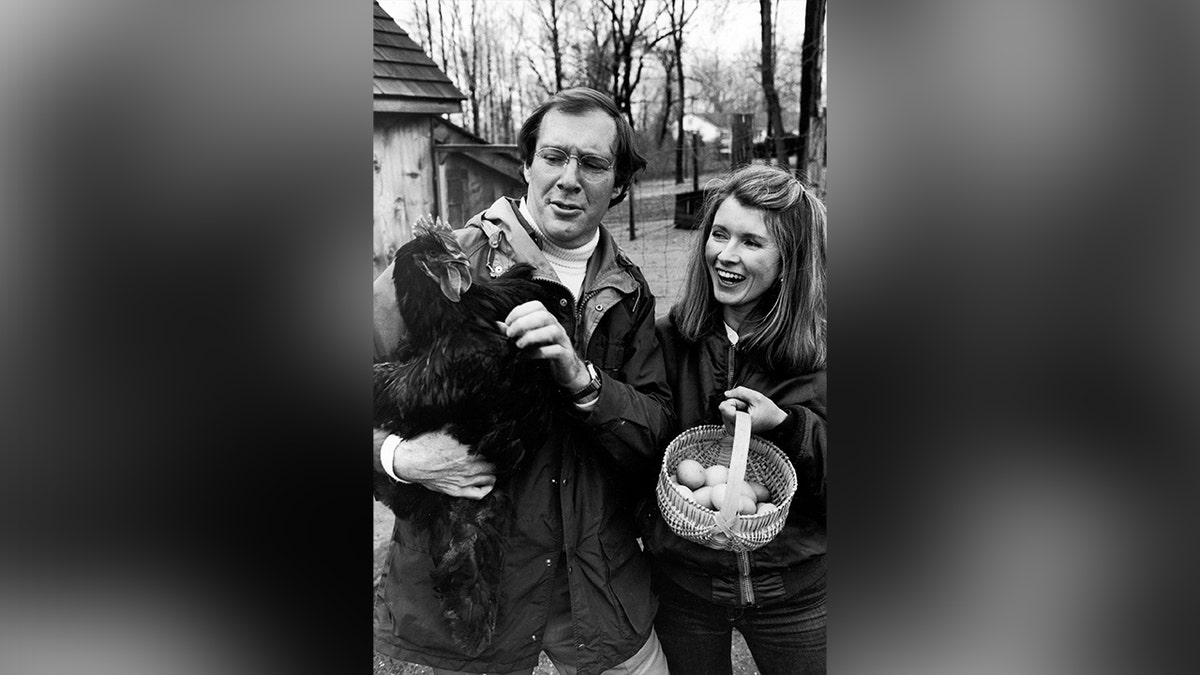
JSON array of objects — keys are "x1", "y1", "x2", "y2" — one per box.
[{"x1": 719, "y1": 386, "x2": 787, "y2": 435}]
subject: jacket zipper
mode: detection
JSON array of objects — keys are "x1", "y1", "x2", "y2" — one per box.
[
  {"x1": 574, "y1": 288, "x2": 604, "y2": 346},
  {"x1": 726, "y1": 339, "x2": 756, "y2": 605},
  {"x1": 532, "y1": 275, "x2": 577, "y2": 319},
  {"x1": 737, "y1": 551, "x2": 755, "y2": 605}
]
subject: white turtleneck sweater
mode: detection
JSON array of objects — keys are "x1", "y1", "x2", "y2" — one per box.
[{"x1": 519, "y1": 198, "x2": 599, "y2": 302}]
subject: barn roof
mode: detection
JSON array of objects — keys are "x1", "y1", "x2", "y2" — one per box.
[{"x1": 374, "y1": 2, "x2": 465, "y2": 114}]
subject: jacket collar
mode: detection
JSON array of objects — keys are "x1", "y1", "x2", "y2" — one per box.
[{"x1": 478, "y1": 197, "x2": 639, "y2": 297}]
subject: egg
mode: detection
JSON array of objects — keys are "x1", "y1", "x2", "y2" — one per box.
[
  {"x1": 691, "y1": 486, "x2": 714, "y2": 509},
  {"x1": 744, "y1": 481, "x2": 771, "y2": 503},
  {"x1": 676, "y1": 459, "x2": 707, "y2": 490},
  {"x1": 704, "y1": 465, "x2": 729, "y2": 486},
  {"x1": 755, "y1": 502, "x2": 778, "y2": 516},
  {"x1": 709, "y1": 483, "x2": 728, "y2": 510},
  {"x1": 735, "y1": 481, "x2": 758, "y2": 502},
  {"x1": 673, "y1": 482, "x2": 694, "y2": 501},
  {"x1": 737, "y1": 495, "x2": 757, "y2": 515}
]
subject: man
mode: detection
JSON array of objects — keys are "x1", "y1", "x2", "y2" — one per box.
[{"x1": 373, "y1": 88, "x2": 674, "y2": 675}]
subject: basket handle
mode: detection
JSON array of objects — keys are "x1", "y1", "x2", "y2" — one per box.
[{"x1": 718, "y1": 411, "x2": 752, "y2": 529}]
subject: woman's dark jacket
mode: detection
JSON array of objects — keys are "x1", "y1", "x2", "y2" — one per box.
[
  {"x1": 641, "y1": 312, "x2": 827, "y2": 607},
  {"x1": 372, "y1": 198, "x2": 674, "y2": 674}
]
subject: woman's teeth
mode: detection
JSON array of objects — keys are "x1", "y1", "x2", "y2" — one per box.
[{"x1": 716, "y1": 270, "x2": 745, "y2": 283}]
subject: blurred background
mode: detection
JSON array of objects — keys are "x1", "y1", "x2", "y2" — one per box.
[{"x1": 2, "y1": 1, "x2": 1198, "y2": 675}]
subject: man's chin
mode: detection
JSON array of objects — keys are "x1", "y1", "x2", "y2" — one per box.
[{"x1": 540, "y1": 219, "x2": 597, "y2": 248}]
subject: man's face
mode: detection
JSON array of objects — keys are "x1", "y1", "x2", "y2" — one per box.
[{"x1": 522, "y1": 109, "x2": 622, "y2": 249}]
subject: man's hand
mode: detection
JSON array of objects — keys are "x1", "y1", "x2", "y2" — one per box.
[
  {"x1": 501, "y1": 300, "x2": 589, "y2": 392},
  {"x1": 383, "y1": 428, "x2": 497, "y2": 499},
  {"x1": 718, "y1": 386, "x2": 787, "y2": 435}
]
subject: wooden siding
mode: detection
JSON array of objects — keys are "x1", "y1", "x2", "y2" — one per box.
[
  {"x1": 438, "y1": 153, "x2": 525, "y2": 229},
  {"x1": 373, "y1": 114, "x2": 437, "y2": 278}
]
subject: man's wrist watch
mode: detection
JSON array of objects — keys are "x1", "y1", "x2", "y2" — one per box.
[{"x1": 568, "y1": 361, "x2": 602, "y2": 403}]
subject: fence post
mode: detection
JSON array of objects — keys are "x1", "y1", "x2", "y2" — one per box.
[
  {"x1": 627, "y1": 182, "x2": 636, "y2": 241},
  {"x1": 730, "y1": 113, "x2": 753, "y2": 169},
  {"x1": 692, "y1": 131, "x2": 700, "y2": 193}
]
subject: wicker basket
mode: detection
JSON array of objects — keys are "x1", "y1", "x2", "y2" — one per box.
[{"x1": 656, "y1": 411, "x2": 798, "y2": 552}]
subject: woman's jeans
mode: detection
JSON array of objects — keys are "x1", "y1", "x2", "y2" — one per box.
[{"x1": 653, "y1": 572, "x2": 826, "y2": 675}]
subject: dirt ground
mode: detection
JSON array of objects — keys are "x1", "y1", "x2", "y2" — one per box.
[{"x1": 373, "y1": 176, "x2": 762, "y2": 673}]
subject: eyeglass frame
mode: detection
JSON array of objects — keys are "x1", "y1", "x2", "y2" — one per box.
[{"x1": 532, "y1": 146, "x2": 615, "y2": 177}]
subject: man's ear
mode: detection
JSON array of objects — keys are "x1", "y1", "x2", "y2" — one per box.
[
  {"x1": 611, "y1": 182, "x2": 623, "y2": 202},
  {"x1": 522, "y1": 162, "x2": 533, "y2": 185}
]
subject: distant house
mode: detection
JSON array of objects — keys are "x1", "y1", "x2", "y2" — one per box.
[
  {"x1": 680, "y1": 113, "x2": 727, "y2": 145},
  {"x1": 373, "y1": 2, "x2": 524, "y2": 277}
]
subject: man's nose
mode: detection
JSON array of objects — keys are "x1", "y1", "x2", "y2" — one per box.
[{"x1": 555, "y1": 158, "x2": 582, "y2": 189}]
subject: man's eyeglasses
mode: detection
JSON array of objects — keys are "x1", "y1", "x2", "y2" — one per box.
[{"x1": 533, "y1": 147, "x2": 614, "y2": 176}]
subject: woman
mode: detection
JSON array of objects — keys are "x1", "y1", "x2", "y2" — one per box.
[{"x1": 642, "y1": 164, "x2": 827, "y2": 675}]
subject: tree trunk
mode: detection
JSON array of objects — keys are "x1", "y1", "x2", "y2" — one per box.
[
  {"x1": 760, "y1": 0, "x2": 787, "y2": 168},
  {"x1": 672, "y1": 0, "x2": 688, "y2": 185},
  {"x1": 798, "y1": 0, "x2": 826, "y2": 172},
  {"x1": 550, "y1": 0, "x2": 564, "y2": 91},
  {"x1": 423, "y1": 0, "x2": 435, "y2": 65},
  {"x1": 437, "y1": 0, "x2": 448, "y2": 74},
  {"x1": 657, "y1": 51, "x2": 674, "y2": 146}
]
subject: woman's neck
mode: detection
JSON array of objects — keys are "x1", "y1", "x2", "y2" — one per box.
[{"x1": 722, "y1": 304, "x2": 754, "y2": 336}]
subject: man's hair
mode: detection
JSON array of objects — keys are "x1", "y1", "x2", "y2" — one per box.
[
  {"x1": 672, "y1": 164, "x2": 827, "y2": 373},
  {"x1": 516, "y1": 87, "x2": 647, "y2": 207}
]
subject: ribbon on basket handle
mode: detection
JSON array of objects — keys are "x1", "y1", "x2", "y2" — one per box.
[{"x1": 717, "y1": 410, "x2": 752, "y2": 532}]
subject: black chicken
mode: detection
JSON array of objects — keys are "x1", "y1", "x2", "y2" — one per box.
[{"x1": 374, "y1": 217, "x2": 567, "y2": 655}]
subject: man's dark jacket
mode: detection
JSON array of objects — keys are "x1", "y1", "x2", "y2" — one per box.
[{"x1": 373, "y1": 198, "x2": 674, "y2": 674}]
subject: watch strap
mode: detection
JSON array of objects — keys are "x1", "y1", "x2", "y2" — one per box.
[{"x1": 568, "y1": 362, "x2": 601, "y2": 402}]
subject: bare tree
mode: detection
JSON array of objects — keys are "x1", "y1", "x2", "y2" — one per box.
[
  {"x1": 655, "y1": 47, "x2": 675, "y2": 146},
  {"x1": 415, "y1": 0, "x2": 436, "y2": 66},
  {"x1": 452, "y1": 0, "x2": 482, "y2": 133},
  {"x1": 598, "y1": 0, "x2": 670, "y2": 125},
  {"x1": 690, "y1": 47, "x2": 758, "y2": 117},
  {"x1": 524, "y1": 0, "x2": 568, "y2": 97},
  {"x1": 665, "y1": 0, "x2": 698, "y2": 184},
  {"x1": 759, "y1": 0, "x2": 787, "y2": 167},
  {"x1": 797, "y1": 0, "x2": 826, "y2": 174},
  {"x1": 436, "y1": 0, "x2": 449, "y2": 72},
  {"x1": 572, "y1": 2, "x2": 614, "y2": 92},
  {"x1": 541, "y1": 0, "x2": 565, "y2": 91}
]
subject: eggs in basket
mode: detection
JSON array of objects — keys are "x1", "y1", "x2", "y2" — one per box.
[{"x1": 668, "y1": 458, "x2": 779, "y2": 516}]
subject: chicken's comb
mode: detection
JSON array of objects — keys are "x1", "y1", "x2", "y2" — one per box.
[{"x1": 413, "y1": 214, "x2": 451, "y2": 236}]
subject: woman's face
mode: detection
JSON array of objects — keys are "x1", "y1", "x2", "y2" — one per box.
[{"x1": 705, "y1": 197, "x2": 783, "y2": 317}]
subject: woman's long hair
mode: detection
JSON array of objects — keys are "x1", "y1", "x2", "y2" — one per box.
[{"x1": 672, "y1": 164, "x2": 827, "y2": 373}]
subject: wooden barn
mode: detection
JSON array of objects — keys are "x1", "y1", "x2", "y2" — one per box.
[{"x1": 373, "y1": 2, "x2": 525, "y2": 277}]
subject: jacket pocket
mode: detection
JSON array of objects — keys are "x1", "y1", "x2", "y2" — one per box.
[
  {"x1": 598, "y1": 519, "x2": 656, "y2": 638},
  {"x1": 587, "y1": 333, "x2": 631, "y2": 374}
]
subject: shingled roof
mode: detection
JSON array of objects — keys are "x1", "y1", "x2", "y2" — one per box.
[{"x1": 374, "y1": 2, "x2": 465, "y2": 114}]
